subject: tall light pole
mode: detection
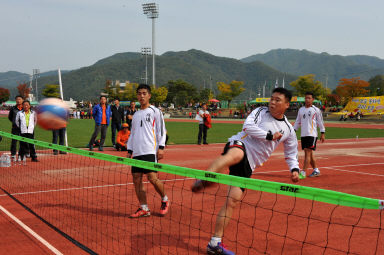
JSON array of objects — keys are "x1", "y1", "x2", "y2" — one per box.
[
  {"x1": 33, "y1": 69, "x2": 40, "y2": 101},
  {"x1": 142, "y1": 3, "x2": 159, "y2": 87},
  {"x1": 141, "y1": 47, "x2": 151, "y2": 84}
]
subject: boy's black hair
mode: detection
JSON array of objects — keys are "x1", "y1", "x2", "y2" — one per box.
[
  {"x1": 272, "y1": 88, "x2": 292, "y2": 102},
  {"x1": 23, "y1": 100, "x2": 30, "y2": 105},
  {"x1": 99, "y1": 95, "x2": 107, "y2": 100},
  {"x1": 15, "y1": 95, "x2": 23, "y2": 100},
  {"x1": 136, "y1": 84, "x2": 151, "y2": 94},
  {"x1": 305, "y1": 92, "x2": 314, "y2": 98}
]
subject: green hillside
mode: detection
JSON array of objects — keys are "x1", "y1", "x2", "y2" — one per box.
[
  {"x1": 241, "y1": 49, "x2": 384, "y2": 89},
  {"x1": 23, "y1": 49, "x2": 296, "y2": 101}
]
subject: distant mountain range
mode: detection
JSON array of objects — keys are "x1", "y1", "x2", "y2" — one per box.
[
  {"x1": 241, "y1": 49, "x2": 384, "y2": 88},
  {"x1": 1, "y1": 49, "x2": 383, "y2": 101}
]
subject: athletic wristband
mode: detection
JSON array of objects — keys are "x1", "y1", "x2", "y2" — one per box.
[
  {"x1": 159, "y1": 146, "x2": 165, "y2": 150},
  {"x1": 321, "y1": 132, "x2": 325, "y2": 134},
  {"x1": 291, "y1": 168, "x2": 300, "y2": 173},
  {"x1": 266, "y1": 131, "x2": 273, "y2": 141},
  {"x1": 127, "y1": 150, "x2": 133, "y2": 154}
]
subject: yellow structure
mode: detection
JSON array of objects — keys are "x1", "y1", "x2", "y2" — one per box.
[{"x1": 342, "y1": 96, "x2": 384, "y2": 115}]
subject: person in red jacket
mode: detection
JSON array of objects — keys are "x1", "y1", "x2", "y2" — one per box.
[{"x1": 115, "y1": 123, "x2": 130, "y2": 151}]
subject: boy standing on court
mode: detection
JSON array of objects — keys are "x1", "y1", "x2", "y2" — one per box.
[
  {"x1": 192, "y1": 88, "x2": 300, "y2": 255},
  {"x1": 293, "y1": 92, "x2": 325, "y2": 178},
  {"x1": 127, "y1": 84, "x2": 169, "y2": 217}
]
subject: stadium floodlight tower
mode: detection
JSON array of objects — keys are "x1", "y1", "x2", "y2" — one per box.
[
  {"x1": 141, "y1": 47, "x2": 151, "y2": 85},
  {"x1": 33, "y1": 69, "x2": 40, "y2": 101},
  {"x1": 142, "y1": 2, "x2": 159, "y2": 87}
]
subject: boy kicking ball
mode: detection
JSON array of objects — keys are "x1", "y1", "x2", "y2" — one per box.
[{"x1": 192, "y1": 88, "x2": 300, "y2": 255}]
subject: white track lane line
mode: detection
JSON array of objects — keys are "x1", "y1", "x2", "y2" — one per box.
[
  {"x1": 0, "y1": 205, "x2": 63, "y2": 255},
  {"x1": 321, "y1": 167, "x2": 384, "y2": 177}
]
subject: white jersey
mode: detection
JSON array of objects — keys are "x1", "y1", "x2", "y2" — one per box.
[
  {"x1": 229, "y1": 107, "x2": 299, "y2": 172},
  {"x1": 196, "y1": 109, "x2": 209, "y2": 124},
  {"x1": 127, "y1": 105, "x2": 166, "y2": 158},
  {"x1": 293, "y1": 105, "x2": 325, "y2": 137}
]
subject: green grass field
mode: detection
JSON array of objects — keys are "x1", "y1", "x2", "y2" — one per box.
[{"x1": 0, "y1": 117, "x2": 383, "y2": 148}]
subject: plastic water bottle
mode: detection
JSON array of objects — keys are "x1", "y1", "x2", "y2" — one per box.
[
  {"x1": 0, "y1": 155, "x2": 4, "y2": 167},
  {"x1": 23, "y1": 157, "x2": 27, "y2": 166},
  {"x1": 5, "y1": 155, "x2": 11, "y2": 167},
  {"x1": 356, "y1": 135, "x2": 359, "y2": 141}
]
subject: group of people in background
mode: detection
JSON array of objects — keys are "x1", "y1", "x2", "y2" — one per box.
[
  {"x1": 8, "y1": 95, "x2": 38, "y2": 162},
  {"x1": 87, "y1": 97, "x2": 137, "y2": 151}
]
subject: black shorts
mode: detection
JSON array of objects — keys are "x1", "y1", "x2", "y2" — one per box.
[
  {"x1": 131, "y1": 154, "x2": 157, "y2": 174},
  {"x1": 301, "y1": 136, "x2": 318, "y2": 150},
  {"x1": 222, "y1": 141, "x2": 252, "y2": 188}
]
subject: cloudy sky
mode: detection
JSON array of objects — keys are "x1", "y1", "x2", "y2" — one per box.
[{"x1": 1, "y1": 0, "x2": 383, "y2": 74}]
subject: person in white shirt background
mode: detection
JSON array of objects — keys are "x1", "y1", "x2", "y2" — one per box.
[
  {"x1": 191, "y1": 87, "x2": 300, "y2": 255},
  {"x1": 196, "y1": 103, "x2": 210, "y2": 145},
  {"x1": 293, "y1": 92, "x2": 325, "y2": 178},
  {"x1": 127, "y1": 84, "x2": 169, "y2": 218},
  {"x1": 15, "y1": 100, "x2": 38, "y2": 162}
]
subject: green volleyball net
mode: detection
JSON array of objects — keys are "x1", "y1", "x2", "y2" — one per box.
[{"x1": 0, "y1": 130, "x2": 383, "y2": 254}]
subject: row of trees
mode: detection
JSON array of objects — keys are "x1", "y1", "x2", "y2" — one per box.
[
  {"x1": 1, "y1": 74, "x2": 383, "y2": 107},
  {"x1": 0, "y1": 83, "x2": 31, "y2": 104},
  {"x1": 290, "y1": 74, "x2": 384, "y2": 106},
  {"x1": 103, "y1": 79, "x2": 245, "y2": 107}
]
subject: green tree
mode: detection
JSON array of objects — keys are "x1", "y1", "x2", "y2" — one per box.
[
  {"x1": 42, "y1": 84, "x2": 60, "y2": 98},
  {"x1": 290, "y1": 74, "x2": 329, "y2": 102},
  {"x1": 166, "y1": 80, "x2": 197, "y2": 106},
  {"x1": 151, "y1": 86, "x2": 168, "y2": 105},
  {"x1": 216, "y1": 80, "x2": 245, "y2": 107},
  {"x1": 0, "y1": 87, "x2": 10, "y2": 103},
  {"x1": 103, "y1": 80, "x2": 117, "y2": 99},
  {"x1": 17, "y1": 83, "x2": 31, "y2": 100},
  {"x1": 368, "y1": 75, "x2": 384, "y2": 96},
  {"x1": 121, "y1": 82, "x2": 138, "y2": 101},
  {"x1": 199, "y1": 88, "x2": 214, "y2": 103}
]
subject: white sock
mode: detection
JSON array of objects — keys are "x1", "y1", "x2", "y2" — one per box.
[
  {"x1": 209, "y1": 236, "x2": 222, "y2": 247},
  {"x1": 162, "y1": 195, "x2": 168, "y2": 202},
  {"x1": 141, "y1": 204, "x2": 149, "y2": 211},
  {"x1": 314, "y1": 168, "x2": 320, "y2": 172}
]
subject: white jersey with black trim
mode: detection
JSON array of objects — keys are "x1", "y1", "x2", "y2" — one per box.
[
  {"x1": 293, "y1": 105, "x2": 325, "y2": 137},
  {"x1": 228, "y1": 107, "x2": 299, "y2": 172},
  {"x1": 127, "y1": 105, "x2": 166, "y2": 158}
]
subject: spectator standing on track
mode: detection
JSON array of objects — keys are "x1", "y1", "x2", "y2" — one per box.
[
  {"x1": 111, "y1": 98, "x2": 125, "y2": 148},
  {"x1": 126, "y1": 101, "x2": 137, "y2": 130},
  {"x1": 15, "y1": 100, "x2": 38, "y2": 162},
  {"x1": 127, "y1": 84, "x2": 169, "y2": 218},
  {"x1": 52, "y1": 127, "x2": 67, "y2": 155},
  {"x1": 293, "y1": 92, "x2": 325, "y2": 178},
  {"x1": 196, "y1": 103, "x2": 210, "y2": 145},
  {"x1": 8, "y1": 95, "x2": 24, "y2": 161},
  {"x1": 88, "y1": 96, "x2": 111, "y2": 151},
  {"x1": 191, "y1": 88, "x2": 300, "y2": 255},
  {"x1": 115, "y1": 123, "x2": 130, "y2": 151}
]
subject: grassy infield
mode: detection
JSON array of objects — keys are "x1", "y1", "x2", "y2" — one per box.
[{"x1": 0, "y1": 117, "x2": 383, "y2": 148}]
